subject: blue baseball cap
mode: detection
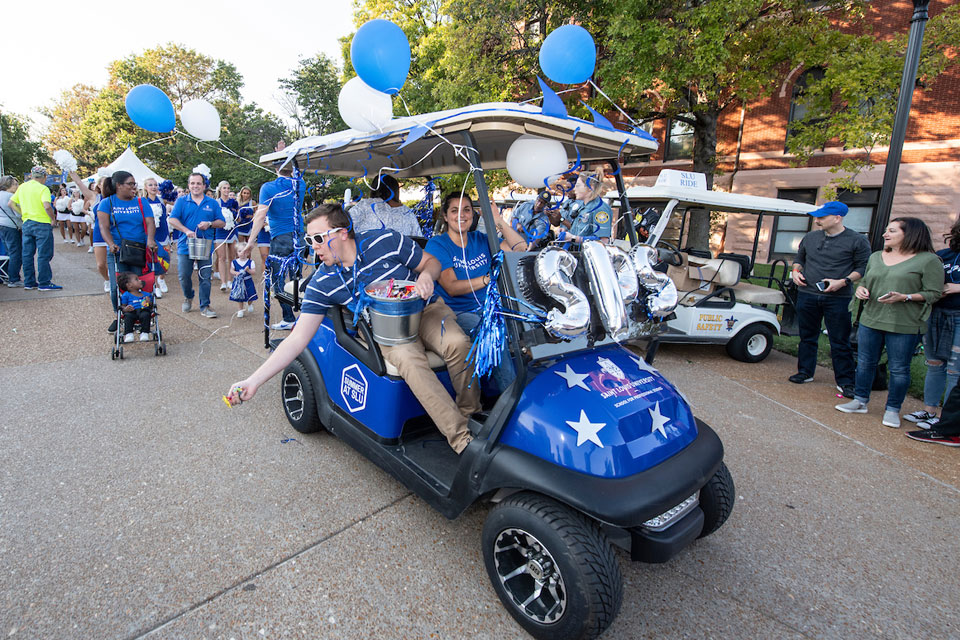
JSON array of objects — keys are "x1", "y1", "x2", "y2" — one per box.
[{"x1": 810, "y1": 201, "x2": 848, "y2": 217}]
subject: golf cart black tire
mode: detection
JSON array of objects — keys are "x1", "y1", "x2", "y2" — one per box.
[
  {"x1": 281, "y1": 359, "x2": 323, "y2": 434},
  {"x1": 726, "y1": 323, "x2": 773, "y2": 363},
  {"x1": 482, "y1": 492, "x2": 622, "y2": 640},
  {"x1": 697, "y1": 461, "x2": 735, "y2": 539}
]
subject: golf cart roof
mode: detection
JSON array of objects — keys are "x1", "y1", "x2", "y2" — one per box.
[
  {"x1": 605, "y1": 172, "x2": 818, "y2": 216},
  {"x1": 260, "y1": 102, "x2": 658, "y2": 178}
]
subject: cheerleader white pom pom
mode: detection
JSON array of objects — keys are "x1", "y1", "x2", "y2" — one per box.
[
  {"x1": 192, "y1": 163, "x2": 211, "y2": 180},
  {"x1": 53, "y1": 150, "x2": 78, "y2": 173}
]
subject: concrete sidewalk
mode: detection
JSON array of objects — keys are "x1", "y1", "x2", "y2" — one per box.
[{"x1": 1, "y1": 246, "x2": 957, "y2": 639}]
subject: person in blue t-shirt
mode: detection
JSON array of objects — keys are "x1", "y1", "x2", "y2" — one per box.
[
  {"x1": 96, "y1": 171, "x2": 157, "y2": 326},
  {"x1": 227, "y1": 203, "x2": 480, "y2": 454},
  {"x1": 168, "y1": 172, "x2": 226, "y2": 318},
  {"x1": 243, "y1": 161, "x2": 307, "y2": 331}
]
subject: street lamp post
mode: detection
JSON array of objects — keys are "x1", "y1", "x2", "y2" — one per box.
[{"x1": 870, "y1": 0, "x2": 931, "y2": 251}]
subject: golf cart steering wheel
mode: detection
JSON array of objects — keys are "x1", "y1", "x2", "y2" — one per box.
[{"x1": 656, "y1": 240, "x2": 684, "y2": 267}]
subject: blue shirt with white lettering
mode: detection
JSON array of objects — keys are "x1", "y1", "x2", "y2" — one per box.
[
  {"x1": 301, "y1": 230, "x2": 424, "y2": 316},
  {"x1": 259, "y1": 176, "x2": 306, "y2": 237},
  {"x1": 425, "y1": 231, "x2": 492, "y2": 314},
  {"x1": 96, "y1": 196, "x2": 152, "y2": 245},
  {"x1": 169, "y1": 194, "x2": 225, "y2": 256}
]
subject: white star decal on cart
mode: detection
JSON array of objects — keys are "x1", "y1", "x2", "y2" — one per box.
[
  {"x1": 648, "y1": 401, "x2": 670, "y2": 438},
  {"x1": 565, "y1": 410, "x2": 606, "y2": 448},
  {"x1": 631, "y1": 356, "x2": 658, "y2": 374},
  {"x1": 555, "y1": 364, "x2": 591, "y2": 391}
]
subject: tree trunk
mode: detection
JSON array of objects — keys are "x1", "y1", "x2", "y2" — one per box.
[{"x1": 686, "y1": 108, "x2": 719, "y2": 251}]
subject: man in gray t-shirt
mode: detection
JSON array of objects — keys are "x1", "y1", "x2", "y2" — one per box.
[{"x1": 789, "y1": 201, "x2": 871, "y2": 395}]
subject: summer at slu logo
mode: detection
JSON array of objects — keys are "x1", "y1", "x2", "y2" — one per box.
[{"x1": 340, "y1": 364, "x2": 367, "y2": 412}]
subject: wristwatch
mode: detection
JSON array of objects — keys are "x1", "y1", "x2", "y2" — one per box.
[
  {"x1": 843, "y1": 277, "x2": 852, "y2": 286},
  {"x1": 905, "y1": 294, "x2": 913, "y2": 302}
]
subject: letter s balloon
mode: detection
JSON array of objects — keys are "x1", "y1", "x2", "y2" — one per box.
[
  {"x1": 534, "y1": 247, "x2": 589, "y2": 340},
  {"x1": 629, "y1": 244, "x2": 678, "y2": 318}
]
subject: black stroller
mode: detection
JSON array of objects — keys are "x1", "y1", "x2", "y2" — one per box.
[{"x1": 111, "y1": 254, "x2": 167, "y2": 359}]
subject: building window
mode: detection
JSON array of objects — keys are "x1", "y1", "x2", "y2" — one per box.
[
  {"x1": 769, "y1": 188, "x2": 818, "y2": 260},
  {"x1": 837, "y1": 188, "x2": 879, "y2": 237},
  {"x1": 786, "y1": 68, "x2": 825, "y2": 148},
  {"x1": 664, "y1": 115, "x2": 694, "y2": 161}
]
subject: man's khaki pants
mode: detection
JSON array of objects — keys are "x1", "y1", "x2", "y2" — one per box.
[{"x1": 381, "y1": 299, "x2": 481, "y2": 453}]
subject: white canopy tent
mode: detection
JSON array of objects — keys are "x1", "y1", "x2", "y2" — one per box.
[{"x1": 83, "y1": 147, "x2": 165, "y2": 184}]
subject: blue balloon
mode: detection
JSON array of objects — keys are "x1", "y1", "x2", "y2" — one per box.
[
  {"x1": 350, "y1": 19, "x2": 411, "y2": 95},
  {"x1": 125, "y1": 84, "x2": 175, "y2": 133},
  {"x1": 539, "y1": 25, "x2": 596, "y2": 85}
]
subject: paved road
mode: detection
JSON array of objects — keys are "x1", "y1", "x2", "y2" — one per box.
[{"x1": 2, "y1": 246, "x2": 958, "y2": 639}]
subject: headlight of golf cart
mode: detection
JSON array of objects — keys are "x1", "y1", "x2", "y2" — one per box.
[{"x1": 641, "y1": 493, "x2": 699, "y2": 531}]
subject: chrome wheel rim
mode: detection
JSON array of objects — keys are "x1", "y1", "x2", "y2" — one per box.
[
  {"x1": 746, "y1": 334, "x2": 767, "y2": 356},
  {"x1": 282, "y1": 372, "x2": 304, "y2": 421},
  {"x1": 493, "y1": 527, "x2": 566, "y2": 624}
]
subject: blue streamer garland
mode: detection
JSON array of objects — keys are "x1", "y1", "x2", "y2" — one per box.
[{"x1": 412, "y1": 177, "x2": 436, "y2": 238}]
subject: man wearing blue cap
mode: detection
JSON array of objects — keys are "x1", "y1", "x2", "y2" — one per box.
[{"x1": 789, "y1": 201, "x2": 871, "y2": 396}]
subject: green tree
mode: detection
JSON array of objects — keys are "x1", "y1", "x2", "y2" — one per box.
[
  {"x1": 278, "y1": 54, "x2": 346, "y2": 137},
  {"x1": 1, "y1": 111, "x2": 47, "y2": 177}
]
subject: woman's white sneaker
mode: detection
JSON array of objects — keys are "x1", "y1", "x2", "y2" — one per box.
[
  {"x1": 835, "y1": 399, "x2": 868, "y2": 414},
  {"x1": 882, "y1": 410, "x2": 901, "y2": 428}
]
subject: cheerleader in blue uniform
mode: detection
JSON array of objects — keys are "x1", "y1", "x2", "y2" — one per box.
[
  {"x1": 229, "y1": 243, "x2": 258, "y2": 318},
  {"x1": 214, "y1": 180, "x2": 239, "y2": 291},
  {"x1": 142, "y1": 177, "x2": 171, "y2": 295}
]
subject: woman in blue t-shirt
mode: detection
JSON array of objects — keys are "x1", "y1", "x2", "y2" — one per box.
[
  {"x1": 96, "y1": 170, "x2": 157, "y2": 329},
  {"x1": 425, "y1": 193, "x2": 528, "y2": 335},
  {"x1": 905, "y1": 218, "x2": 960, "y2": 431},
  {"x1": 214, "y1": 180, "x2": 239, "y2": 291}
]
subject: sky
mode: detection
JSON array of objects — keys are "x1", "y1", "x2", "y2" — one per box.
[{"x1": 2, "y1": 0, "x2": 356, "y2": 135}]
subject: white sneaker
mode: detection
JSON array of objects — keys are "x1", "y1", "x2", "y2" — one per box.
[
  {"x1": 158, "y1": 279, "x2": 168, "y2": 293},
  {"x1": 154, "y1": 288, "x2": 162, "y2": 299},
  {"x1": 219, "y1": 282, "x2": 227, "y2": 291},
  {"x1": 76, "y1": 240, "x2": 83, "y2": 247},
  {"x1": 200, "y1": 307, "x2": 218, "y2": 318},
  {"x1": 182, "y1": 300, "x2": 192, "y2": 313},
  {"x1": 835, "y1": 399, "x2": 867, "y2": 414},
  {"x1": 226, "y1": 281, "x2": 233, "y2": 289},
  {"x1": 271, "y1": 320, "x2": 295, "y2": 331},
  {"x1": 247, "y1": 303, "x2": 255, "y2": 313},
  {"x1": 123, "y1": 333, "x2": 135, "y2": 343},
  {"x1": 88, "y1": 246, "x2": 94, "y2": 253},
  {"x1": 882, "y1": 410, "x2": 901, "y2": 429},
  {"x1": 139, "y1": 332, "x2": 150, "y2": 342},
  {"x1": 237, "y1": 309, "x2": 244, "y2": 318},
  {"x1": 63, "y1": 238, "x2": 72, "y2": 244},
  {"x1": 103, "y1": 280, "x2": 110, "y2": 293},
  {"x1": 213, "y1": 271, "x2": 221, "y2": 281}
]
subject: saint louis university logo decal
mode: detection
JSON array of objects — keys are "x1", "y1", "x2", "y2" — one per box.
[
  {"x1": 597, "y1": 357, "x2": 625, "y2": 380},
  {"x1": 340, "y1": 364, "x2": 368, "y2": 413}
]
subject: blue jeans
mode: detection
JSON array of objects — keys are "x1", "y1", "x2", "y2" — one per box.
[
  {"x1": 177, "y1": 254, "x2": 212, "y2": 309},
  {"x1": 269, "y1": 232, "x2": 296, "y2": 323},
  {"x1": 854, "y1": 325, "x2": 920, "y2": 411},
  {"x1": 0, "y1": 226, "x2": 23, "y2": 283},
  {"x1": 108, "y1": 253, "x2": 140, "y2": 312},
  {"x1": 923, "y1": 318, "x2": 960, "y2": 408},
  {"x1": 796, "y1": 292, "x2": 856, "y2": 386},
  {"x1": 21, "y1": 220, "x2": 54, "y2": 287},
  {"x1": 456, "y1": 310, "x2": 516, "y2": 392}
]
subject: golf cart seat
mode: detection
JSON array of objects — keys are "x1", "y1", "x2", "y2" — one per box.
[
  {"x1": 667, "y1": 255, "x2": 742, "y2": 306},
  {"x1": 730, "y1": 282, "x2": 786, "y2": 305}
]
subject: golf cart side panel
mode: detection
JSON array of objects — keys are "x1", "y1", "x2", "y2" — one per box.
[
  {"x1": 665, "y1": 306, "x2": 780, "y2": 342},
  {"x1": 308, "y1": 319, "x2": 449, "y2": 440},
  {"x1": 498, "y1": 345, "x2": 697, "y2": 478},
  {"x1": 481, "y1": 418, "x2": 724, "y2": 528}
]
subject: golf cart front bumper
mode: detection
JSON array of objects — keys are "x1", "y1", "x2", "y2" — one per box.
[{"x1": 480, "y1": 417, "x2": 724, "y2": 530}]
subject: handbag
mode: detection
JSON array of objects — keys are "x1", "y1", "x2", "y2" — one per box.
[{"x1": 111, "y1": 197, "x2": 148, "y2": 268}]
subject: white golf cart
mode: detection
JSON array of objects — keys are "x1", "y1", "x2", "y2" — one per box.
[{"x1": 606, "y1": 170, "x2": 817, "y2": 362}]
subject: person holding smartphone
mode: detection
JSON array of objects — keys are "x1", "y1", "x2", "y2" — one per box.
[
  {"x1": 835, "y1": 218, "x2": 944, "y2": 428},
  {"x1": 789, "y1": 201, "x2": 871, "y2": 397}
]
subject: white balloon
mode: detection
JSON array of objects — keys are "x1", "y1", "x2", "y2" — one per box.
[
  {"x1": 506, "y1": 135, "x2": 569, "y2": 189},
  {"x1": 181, "y1": 99, "x2": 221, "y2": 141},
  {"x1": 338, "y1": 77, "x2": 393, "y2": 133}
]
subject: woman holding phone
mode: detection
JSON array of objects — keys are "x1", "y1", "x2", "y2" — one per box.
[{"x1": 835, "y1": 217, "x2": 943, "y2": 428}]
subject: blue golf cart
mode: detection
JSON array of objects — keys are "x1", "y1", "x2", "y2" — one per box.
[{"x1": 261, "y1": 103, "x2": 734, "y2": 640}]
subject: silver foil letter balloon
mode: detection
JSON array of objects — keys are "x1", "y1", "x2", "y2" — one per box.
[
  {"x1": 605, "y1": 244, "x2": 639, "y2": 303},
  {"x1": 583, "y1": 240, "x2": 630, "y2": 340},
  {"x1": 629, "y1": 244, "x2": 679, "y2": 317},
  {"x1": 534, "y1": 247, "x2": 590, "y2": 340}
]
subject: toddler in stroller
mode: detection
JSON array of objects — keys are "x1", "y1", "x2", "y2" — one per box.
[{"x1": 112, "y1": 269, "x2": 167, "y2": 358}]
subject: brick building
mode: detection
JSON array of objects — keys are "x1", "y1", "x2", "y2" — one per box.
[{"x1": 623, "y1": 0, "x2": 960, "y2": 264}]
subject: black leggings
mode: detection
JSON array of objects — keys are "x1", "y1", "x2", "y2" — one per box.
[{"x1": 123, "y1": 308, "x2": 152, "y2": 335}]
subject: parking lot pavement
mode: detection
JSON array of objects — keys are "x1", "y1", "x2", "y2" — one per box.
[{"x1": 2, "y1": 248, "x2": 958, "y2": 639}]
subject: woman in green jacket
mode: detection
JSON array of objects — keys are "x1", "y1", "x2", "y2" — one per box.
[{"x1": 835, "y1": 217, "x2": 944, "y2": 428}]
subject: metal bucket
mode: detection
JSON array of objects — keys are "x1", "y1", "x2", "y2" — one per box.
[
  {"x1": 364, "y1": 281, "x2": 425, "y2": 346},
  {"x1": 186, "y1": 236, "x2": 213, "y2": 260}
]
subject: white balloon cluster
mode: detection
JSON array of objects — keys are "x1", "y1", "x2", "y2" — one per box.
[
  {"x1": 53, "y1": 150, "x2": 78, "y2": 173},
  {"x1": 505, "y1": 135, "x2": 569, "y2": 188},
  {"x1": 181, "y1": 99, "x2": 221, "y2": 141},
  {"x1": 338, "y1": 77, "x2": 393, "y2": 133}
]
